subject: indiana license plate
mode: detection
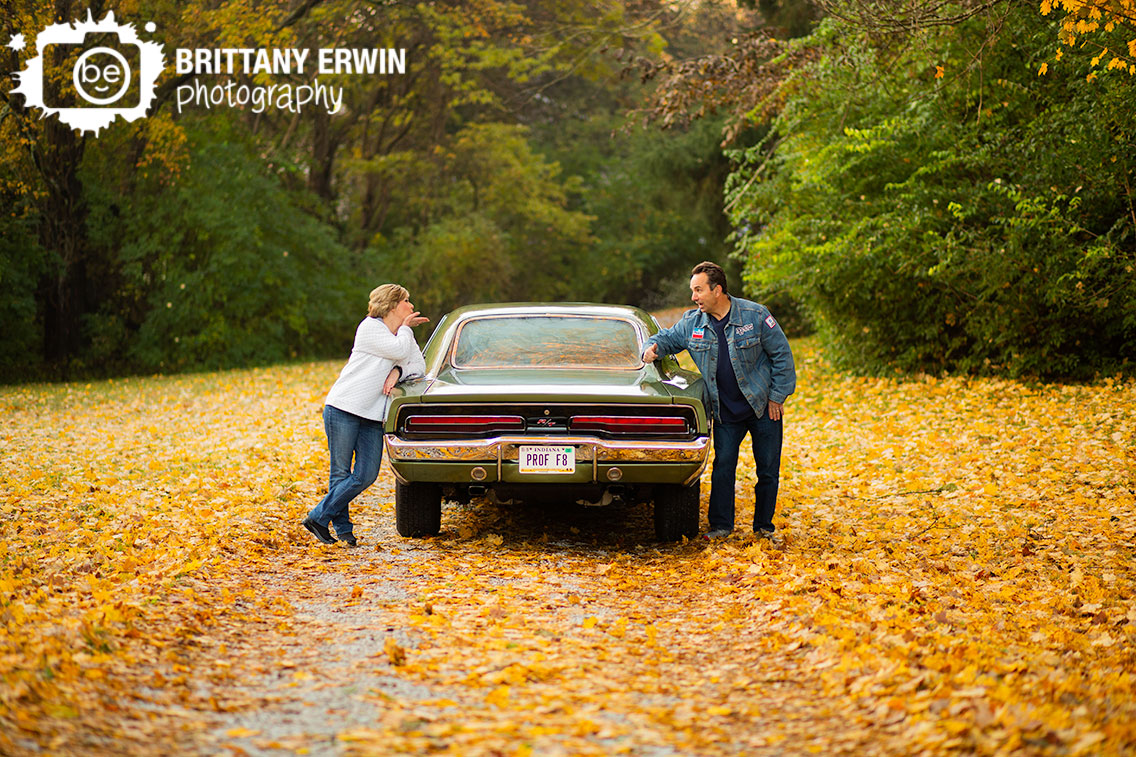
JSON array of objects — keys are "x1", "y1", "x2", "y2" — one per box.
[{"x1": 518, "y1": 445, "x2": 575, "y2": 474}]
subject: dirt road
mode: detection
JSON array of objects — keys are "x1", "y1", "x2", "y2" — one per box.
[{"x1": 189, "y1": 478, "x2": 858, "y2": 756}]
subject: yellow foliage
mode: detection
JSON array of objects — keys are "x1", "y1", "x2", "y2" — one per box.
[
  {"x1": 384, "y1": 636, "x2": 407, "y2": 666},
  {"x1": 0, "y1": 363, "x2": 336, "y2": 749},
  {"x1": 135, "y1": 112, "x2": 190, "y2": 185},
  {"x1": 1, "y1": 345, "x2": 1134, "y2": 754},
  {"x1": 1041, "y1": 0, "x2": 1136, "y2": 75},
  {"x1": 485, "y1": 685, "x2": 511, "y2": 708}
]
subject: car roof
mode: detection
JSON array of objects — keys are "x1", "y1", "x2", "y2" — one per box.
[{"x1": 443, "y1": 302, "x2": 653, "y2": 322}]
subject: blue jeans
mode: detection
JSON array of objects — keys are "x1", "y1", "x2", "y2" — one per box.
[
  {"x1": 307, "y1": 405, "x2": 384, "y2": 539},
  {"x1": 708, "y1": 409, "x2": 783, "y2": 532}
]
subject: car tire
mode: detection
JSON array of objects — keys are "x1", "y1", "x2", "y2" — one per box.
[
  {"x1": 395, "y1": 481, "x2": 442, "y2": 537},
  {"x1": 654, "y1": 480, "x2": 700, "y2": 542}
]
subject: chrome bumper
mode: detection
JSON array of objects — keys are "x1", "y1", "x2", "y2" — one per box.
[{"x1": 385, "y1": 434, "x2": 709, "y2": 484}]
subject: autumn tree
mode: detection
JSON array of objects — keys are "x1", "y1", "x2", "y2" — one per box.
[
  {"x1": 0, "y1": 0, "x2": 646, "y2": 376},
  {"x1": 380, "y1": 122, "x2": 594, "y2": 313},
  {"x1": 1, "y1": 0, "x2": 768, "y2": 379},
  {"x1": 1, "y1": 0, "x2": 98, "y2": 376},
  {"x1": 0, "y1": 0, "x2": 300, "y2": 377}
]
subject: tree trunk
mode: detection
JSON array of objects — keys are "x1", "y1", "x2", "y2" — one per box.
[
  {"x1": 308, "y1": 109, "x2": 337, "y2": 202},
  {"x1": 33, "y1": 0, "x2": 94, "y2": 377},
  {"x1": 37, "y1": 117, "x2": 88, "y2": 377}
]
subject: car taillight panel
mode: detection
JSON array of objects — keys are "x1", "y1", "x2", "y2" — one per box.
[{"x1": 570, "y1": 415, "x2": 689, "y2": 434}]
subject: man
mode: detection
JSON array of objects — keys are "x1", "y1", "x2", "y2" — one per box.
[{"x1": 642, "y1": 262, "x2": 796, "y2": 539}]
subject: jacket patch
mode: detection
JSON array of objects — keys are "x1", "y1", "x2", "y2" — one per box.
[
  {"x1": 736, "y1": 323, "x2": 754, "y2": 335},
  {"x1": 692, "y1": 327, "x2": 705, "y2": 340},
  {"x1": 765, "y1": 315, "x2": 777, "y2": 329}
]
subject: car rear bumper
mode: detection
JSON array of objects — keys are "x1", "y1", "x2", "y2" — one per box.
[{"x1": 385, "y1": 434, "x2": 709, "y2": 486}]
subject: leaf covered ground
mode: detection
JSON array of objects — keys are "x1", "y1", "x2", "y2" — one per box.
[{"x1": 1, "y1": 339, "x2": 1134, "y2": 755}]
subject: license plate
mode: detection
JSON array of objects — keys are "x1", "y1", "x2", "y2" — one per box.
[{"x1": 518, "y1": 445, "x2": 575, "y2": 474}]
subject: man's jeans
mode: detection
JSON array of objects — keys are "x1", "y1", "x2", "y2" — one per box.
[
  {"x1": 307, "y1": 405, "x2": 384, "y2": 539},
  {"x1": 708, "y1": 410, "x2": 783, "y2": 532}
]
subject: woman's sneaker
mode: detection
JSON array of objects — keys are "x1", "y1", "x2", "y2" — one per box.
[{"x1": 302, "y1": 517, "x2": 336, "y2": 544}]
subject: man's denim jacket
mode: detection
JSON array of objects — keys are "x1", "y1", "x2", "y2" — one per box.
[{"x1": 644, "y1": 297, "x2": 796, "y2": 423}]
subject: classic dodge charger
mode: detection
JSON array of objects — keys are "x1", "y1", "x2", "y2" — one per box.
[{"x1": 384, "y1": 303, "x2": 710, "y2": 541}]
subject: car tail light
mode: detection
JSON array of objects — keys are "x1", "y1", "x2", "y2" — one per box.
[
  {"x1": 570, "y1": 416, "x2": 689, "y2": 435},
  {"x1": 404, "y1": 415, "x2": 525, "y2": 434}
]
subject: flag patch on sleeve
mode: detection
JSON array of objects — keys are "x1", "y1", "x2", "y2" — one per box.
[{"x1": 765, "y1": 315, "x2": 777, "y2": 329}]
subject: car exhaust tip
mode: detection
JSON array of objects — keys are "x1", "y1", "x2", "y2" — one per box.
[{"x1": 577, "y1": 486, "x2": 625, "y2": 507}]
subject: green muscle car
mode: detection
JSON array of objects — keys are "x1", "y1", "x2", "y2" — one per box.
[{"x1": 384, "y1": 303, "x2": 709, "y2": 541}]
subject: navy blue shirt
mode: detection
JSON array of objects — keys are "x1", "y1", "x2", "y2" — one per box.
[{"x1": 709, "y1": 310, "x2": 756, "y2": 423}]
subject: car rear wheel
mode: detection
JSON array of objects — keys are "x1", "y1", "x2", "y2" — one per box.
[
  {"x1": 654, "y1": 480, "x2": 700, "y2": 542},
  {"x1": 395, "y1": 481, "x2": 441, "y2": 537}
]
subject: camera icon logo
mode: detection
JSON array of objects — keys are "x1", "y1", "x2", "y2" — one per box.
[
  {"x1": 12, "y1": 12, "x2": 164, "y2": 135},
  {"x1": 42, "y1": 32, "x2": 143, "y2": 110},
  {"x1": 73, "y1": 45, "x2": 135, "y2": 106}
]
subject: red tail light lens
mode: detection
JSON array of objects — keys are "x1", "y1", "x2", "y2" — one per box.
[
  {"x1": 570, "y1": 416, "x2": 689, "y2": 434},
  {"x1": 404, "y1": 415, "x2": 525, "y2": 434}
]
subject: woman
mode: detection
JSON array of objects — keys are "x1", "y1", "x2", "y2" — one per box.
[{"x1": 302, "y1": 284, "x2": 428, "y2": 546}]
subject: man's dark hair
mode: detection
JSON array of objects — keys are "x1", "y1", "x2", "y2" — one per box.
[{"x1": 691, "y1": 261, "x2": 728, "y2": 295}]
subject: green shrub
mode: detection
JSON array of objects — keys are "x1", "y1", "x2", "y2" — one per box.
[
  {"x1": 85, "y1": 138, "x2": 359, "y2": 373},
  {"x1": 729, "y1": 15, "x2": 1135, "y2": 379},
  {"x1": 0, "y1": 213, "x2": 46, "y2": 380}
]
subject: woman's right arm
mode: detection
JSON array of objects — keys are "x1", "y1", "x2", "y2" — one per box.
[{"x1": 354, "y1": 319, "x2": 418, "y2": 362}]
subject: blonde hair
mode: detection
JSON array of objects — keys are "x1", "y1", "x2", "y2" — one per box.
[{"x1": 368, "y1": 284, "x2": 409, "y2": 318}]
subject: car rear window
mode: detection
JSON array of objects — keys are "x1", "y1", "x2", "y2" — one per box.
[{"x1": 452, "y1": 316, "x2": 643, "y2": 369}]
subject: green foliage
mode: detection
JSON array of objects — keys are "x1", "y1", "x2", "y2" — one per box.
[
  {"x1": 82, "y1": 133, "x2": 359, "y2": 373},
  {"x1": 375, "y1": 123, "x2": 593, "y2": 315},
  {"x1": 0, "y1": 211, "x2": 46, "y2": 379},
  {"x1": 370, "y1": 110, "x2": 750, "y2": 323},
  {"x1": 534, "y1": 113, "x2": 738, "y2": 309},
  {"x1": 730, "y1": 14, "x2": 1136, "y2": 379},
  {"x1": 750, "y1": 0, "x2": 821, "y2": 37}
]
